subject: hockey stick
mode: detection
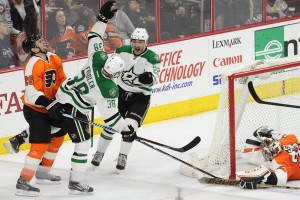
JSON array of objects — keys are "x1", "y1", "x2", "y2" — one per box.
[
  {"x1": 62, "y1": 113, "x2": 117, "y2": 133},
  {"x1": 199, "y1": 177, "x2": 300, "y2": 190},
  {"x1": 248, "y1": 81, "x2": 300, "y2": 109},
  {"x1": 136, "y1": 139, "x2": 218, "y2": 178},
  {"x1": 90, "y1": 107, "x2": 95, "y2": 147},
  {"x1": 62, "y1": 113, "x2": 200, "y2": 153},
  {"x1": 137, "y1": 136, "x2": 201, "y2": 152}
]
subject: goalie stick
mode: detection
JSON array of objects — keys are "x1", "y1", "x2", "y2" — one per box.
[
  {"x1": 137, "y1": 139, "x2": 217, "y2": 178},
  {"x1": 199, "y1": 177, "x2": 300, "y2": 190},
  {"x1": 248, "y1": 81, "x2": 300, "y2": 109},
  {"x1": 62, "y1": 113, "x2": 201, "y2": 153}
]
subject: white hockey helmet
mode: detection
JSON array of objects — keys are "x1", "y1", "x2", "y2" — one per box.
[
  {"x1": 131, "y1": 28, "x2": 149, "y2": 43},
  {"x1": 104, "y1": 55, "x2": 125, "y2": 78}
]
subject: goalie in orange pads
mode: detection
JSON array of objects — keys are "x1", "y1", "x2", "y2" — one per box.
[{"x1": 237, "y1": 126, "x2": 300, "y2": 189}]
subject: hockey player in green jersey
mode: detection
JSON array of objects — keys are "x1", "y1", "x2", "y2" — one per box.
[
  {"x1": 91, "y1": 27, "x2": 161, "y2": 172},
  {"x1": 6, "y1": 1, "x2": 136, "y2": 196}
]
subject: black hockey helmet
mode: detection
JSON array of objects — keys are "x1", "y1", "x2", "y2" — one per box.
[{"x1": 22, "y1": 34, "x2": 42, "y2": 53}]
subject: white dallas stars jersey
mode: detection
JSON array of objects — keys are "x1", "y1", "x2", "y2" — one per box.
[
  {"x1": 56, "y1": 21, "x2": 127, "y2": 132},
  {"x1": 116, "y1": 46, "x2": 160, "y2": 95}
]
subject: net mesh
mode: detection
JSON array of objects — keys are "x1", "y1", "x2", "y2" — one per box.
[{"x1": 193, "y1": 57, "x2": 300, "y2": 178}]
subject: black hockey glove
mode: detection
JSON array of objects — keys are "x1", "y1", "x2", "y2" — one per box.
[
  {"x1": 46, "y1": 100, "x2": 65, "y2": 120},
  {"x1": 239, "y1": 176, "x2": 264, "y2": 189},
  {"x1": 97, "y1": 0, "x2": 117, "y2": 23},
  {"x1": 138, "y1": 72, "x2": 153, "y2": 85},
  {"x1": 121, "y1": 125, "x2": 137, "y2": 142}
]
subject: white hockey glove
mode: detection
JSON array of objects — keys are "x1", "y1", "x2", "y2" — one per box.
[{"x1": 237, "y1": 165, "x2": 271, "y2": 189}]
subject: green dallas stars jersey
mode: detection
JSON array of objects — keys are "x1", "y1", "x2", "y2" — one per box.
[
  {"x1": 116, "y1": 45, "x2": 161, "y2": 95},
  {"x1": 55, "y1": 21, "x2": 127, "y2": 133}
]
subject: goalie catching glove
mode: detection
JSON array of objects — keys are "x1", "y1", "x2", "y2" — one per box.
[
  {"x1": 121, "y1": 125, "x2": 136, "y2": 142},
  {"x1": 237, "y1": 165, "x2": 278, "y2": 189},
  {"x1": 97, "y1": 0, "x2": 117, "y2": 23}
]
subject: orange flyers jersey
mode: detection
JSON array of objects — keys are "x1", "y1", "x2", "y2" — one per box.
[
  {"x1": 21, "y1": 52, "x2": 67, "y2": 113},
  {"x1": 48, "y1": 26, "x2": 86, "y2": 57},
  {"x1": 270, "y1": 134, "x2": 300, "y2": 180},
  {"x1": 103, "y1": 24, "x2": 123, "y2": 52},
  {"x1": 74, "y1": 23, "x2": 92, "y2": 46}
]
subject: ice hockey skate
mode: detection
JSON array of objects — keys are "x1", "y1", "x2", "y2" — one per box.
[
  {"x1": 90, "y1": 151, "x2": 105, "y2": 171},
  {"x1": 15, "y1": 176, "x2": 40, "y2": 197},
  {"x1": 3, "y1": 130, "x2": 27, "y2": 154},
  {"x1": 68, "y1": 181, "x2": 94, "y2": 195},
  {"x1": 116, "y1": 153, "x2": 127, "y2": 174}
]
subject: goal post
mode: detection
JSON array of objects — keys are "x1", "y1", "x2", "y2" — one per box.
[{"x1": 181, "y1": 56, "x2": 300, "y2": 179}]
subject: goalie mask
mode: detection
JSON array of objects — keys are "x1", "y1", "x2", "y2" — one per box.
[
  {"x1": 103, "y1": 55, "x2": 125, "y2": 78},
  {"x1": 261, "y1": 138, "x2": 282, "y2": 161}
]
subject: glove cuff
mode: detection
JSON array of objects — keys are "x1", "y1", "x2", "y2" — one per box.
[
  {"x1": 35, "y1": 95, "x2": 53, "y2": 107},
  {"x1": 46, "y1": 100, "x2": 58, "y2": 110},
  {"x1": 97, "y1": 13, "x2": 108, "y2": 23}
]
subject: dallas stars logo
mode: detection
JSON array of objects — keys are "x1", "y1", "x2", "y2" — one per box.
[{"x1": 121, "y1": 67, "x2": 141, "y2": 86}]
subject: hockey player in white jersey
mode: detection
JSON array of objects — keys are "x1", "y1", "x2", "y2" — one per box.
[
  {"x1": 47, "y1": 1, "x2": 136, "y2": 194},
  {"x1": 6, "y1": 1, "x2": 136, "y2": 196},
  {"x1": 91, "y1": 27, "x2": 161, "y2": 172}
]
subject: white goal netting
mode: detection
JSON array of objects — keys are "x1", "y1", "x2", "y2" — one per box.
[{"x1": 181, "y1": 56, "x2": 300, "y2": 179}]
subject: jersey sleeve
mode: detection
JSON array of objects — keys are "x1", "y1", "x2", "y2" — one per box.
[
  {"x1": 145, "y1": 52, "x2": 161, "y2": 84},
  {"x1": 87, "y1": 21, "x2": 107, "y2": 58}
]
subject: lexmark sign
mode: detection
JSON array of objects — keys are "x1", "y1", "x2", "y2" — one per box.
[
  {"x1": 212, "y1": 37, "x2": 242, "y2": 49},
  {"x1": 255, "y1": 25, "x2": 300, "y2": 60}
]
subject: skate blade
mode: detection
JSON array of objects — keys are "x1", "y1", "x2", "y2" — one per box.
[
  {"x1": 3, "y1": 141, "x2": 15, "y2": 154},
  {"x1": 35, "y1": 179, "x2": 61, "y2": 185},
  {"x1": 115, "y1": 169, "x2": 124, "y2": 174},
  {"x1": 87, "y1": 164, "x2": 98, "y2": 172},
  {"x1": 15, "y1": 189, "x2": 39, "y2": 197},
  {"x1": 69, "y1": 189, "x2": 93, "y2": 195}
]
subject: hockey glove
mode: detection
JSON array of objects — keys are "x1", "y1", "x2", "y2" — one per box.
[
  {"x1": 138, "y1": 72, "x2": 153, "y2": 85},
  {"x1": 253, "y1": 126, "x2": 273, "y2": 142},
  {"x1": 97, "y1": 0, "x2": 117, "y2": 23},
  {"x1": 238, "y1": 165, "x2": 271, "y2": 189},
  {"x1": 121, "y1": 125, "x2": 136, "y2": 142},
  {"x1": 239, "y1": 176, "x2": 264, "y2": 189},
  {"x1": 46, "y1": 100, "x2": 65, "y2": 120}
]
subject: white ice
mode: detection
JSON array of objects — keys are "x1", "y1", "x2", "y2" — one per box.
[{"x1": 1, "y1": 110, "x2": 300, "y2": 200}]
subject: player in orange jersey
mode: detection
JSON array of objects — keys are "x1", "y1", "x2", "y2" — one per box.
[
  {"x1": 237, "y1": 126, "x2": 300, "y2": 189},
  {"x1": 15, "y1": 34, "x2": 67, "y2": 197}
]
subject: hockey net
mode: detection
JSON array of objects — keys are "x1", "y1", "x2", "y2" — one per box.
[{"x1": 180, "y1": 56, "x2": 300, "y2": 179}]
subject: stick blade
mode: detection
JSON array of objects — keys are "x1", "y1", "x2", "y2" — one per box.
[
  {"x1": 248, "y1": 81, "x2": 263, "y2": 103},
  {"x1": 180, "y1": 136, "x2": 201, "y2": 152},
  {"x1": 199, "y1": 177, "x2": 240, "y2": 186}
]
